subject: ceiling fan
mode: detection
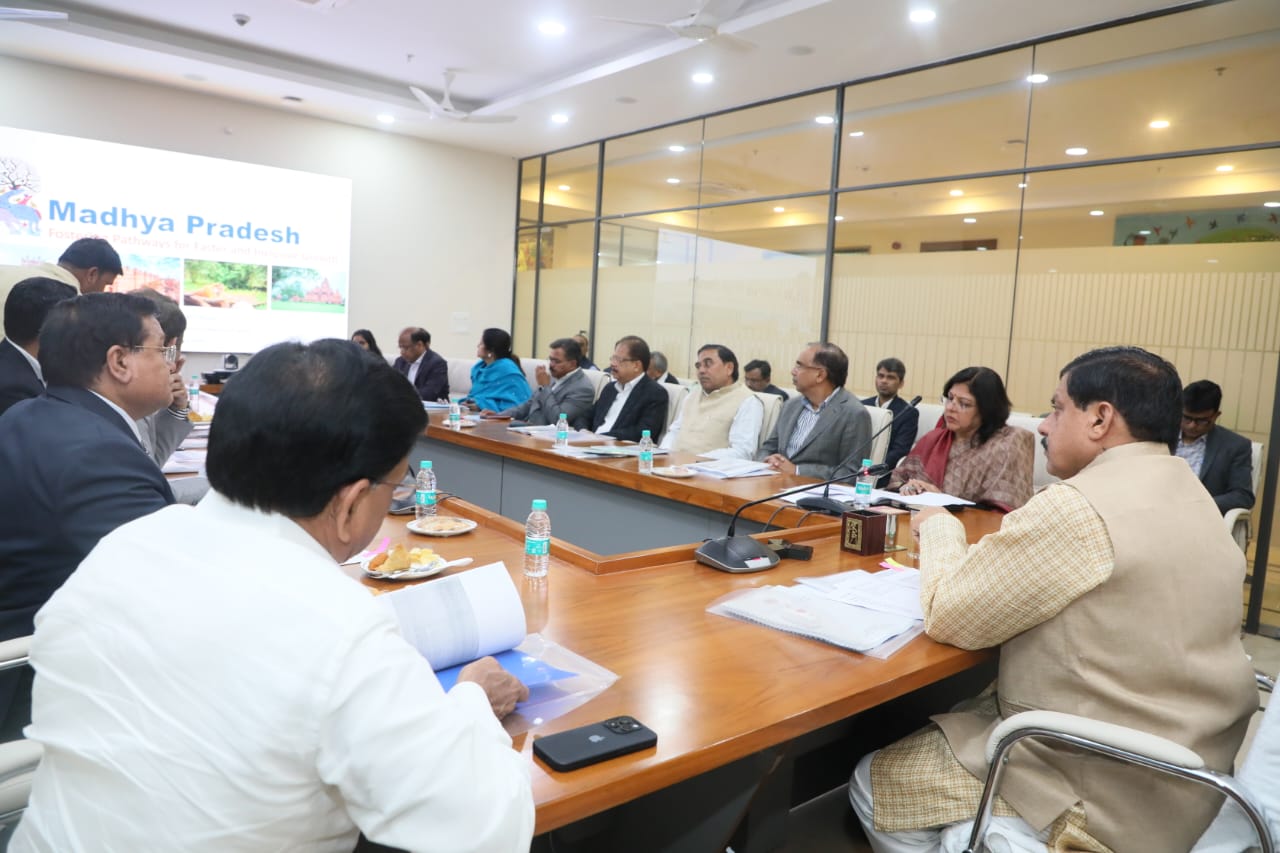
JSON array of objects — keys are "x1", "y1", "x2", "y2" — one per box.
[
  {"x1": 595, "y1": 0, "x2": 756, "y2": 50},
  {"x1": 409, "y1": 70, "x2": 516, "y2": 123},
  {"x1": 0, "y1": 6, "x2": 67, "y2": 19}
]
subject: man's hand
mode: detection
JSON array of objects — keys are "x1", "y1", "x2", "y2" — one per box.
[
  {"x1": 457, "y1": 656, "x2": 528, "y2": 719},
  {"x1": 168, "y1": 372, "x2": 189, "y2": 410},
  {"x1": 535, "y1": 365, "x2": 551, "y2": 387},
  {"x1": 910, "y1": 506, "x2": 949, "y2": 538},
  {"x1": 763, "y1": 453, "x2": 796, "y2": 475},
  {"x1": 900, "y1": 478, "x2": 938, "y2": 496}
]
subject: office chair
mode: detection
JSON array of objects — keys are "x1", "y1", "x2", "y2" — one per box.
[
  {"x1": 1224, "y1": 442, "x2": 1263, "y2": 552},
  {"x1": 0, "y1": 635, "x2": 40, "y2": 829},
  {"x1": 962, "y1": 671, "x2": 1277, "y2": 853}
]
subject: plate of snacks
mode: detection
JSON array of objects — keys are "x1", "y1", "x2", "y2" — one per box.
[
  {"x1": 363, "y1": 544, "x2": 447, "y2": 580},
  {"x1": 407, "y1": 516, "x2": 478, "y2": 537},
  {"x1": 651, "y1": 465, "x2": 695, "y2": 479}
]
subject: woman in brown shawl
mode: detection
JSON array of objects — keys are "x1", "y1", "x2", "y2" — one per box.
[{"x1": 888, "y1": 366, "x2": 1034, "y2": 511}]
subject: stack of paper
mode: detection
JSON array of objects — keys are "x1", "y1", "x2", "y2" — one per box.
[
  {"x1": 710, "y1": 585, "x2": 918, "y2": 653},
  {"x1": 509, "y1": 424, "x2": 600, "y2": 444},
  {"x1": 686, "y1": 458, "x2": 775, "y2": 479}
]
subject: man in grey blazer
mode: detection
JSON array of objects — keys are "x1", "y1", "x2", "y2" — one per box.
[
  {"x1": 756, "y1": 342, "x2": 871, "y2": 479},
  {"x1": 1176, "y1": 379, "x2": 1255, "y2": 514},
  {"x1": 486, "y1": 337, "x2": 595, "y2": 430}
]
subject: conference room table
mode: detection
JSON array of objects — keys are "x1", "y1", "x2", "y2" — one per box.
[
  {"x1": 350, "y1": 498, "x2": 1002, "y2": 845},
  {"x1": 413, "y1": 413, "x2": 841, "y2": 555}
]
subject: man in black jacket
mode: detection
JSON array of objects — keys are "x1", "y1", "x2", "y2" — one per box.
[
  {"x1": 1176, "y1": 379, "x2": 1255, "y2": 514},
  {"x1": 591, "y1": 335, "x2": 668, "y2": 442}
]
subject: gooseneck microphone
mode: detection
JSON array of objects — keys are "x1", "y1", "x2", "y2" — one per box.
[
  {"x1": 794, "y1": 395, "x2": 922, "y2": 516},
  {"x1": 694, "y1": 394, "x2": 924, "y2": 574}
]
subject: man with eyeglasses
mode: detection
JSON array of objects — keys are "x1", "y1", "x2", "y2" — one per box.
[
  {"x1": 0, "y1": 292, "x2": 175, "y2": 740},
  {"x1": 756, "y1": 342, "x2": 871, "y2": 478},
  {"x1": 1176, "y1": 379, "x2": 1255, "y2": 514},
  {"x1": 484, "y1": 337, "x2": 594, "y2": 429},
  {"x1": 591, "y1": 334, "x2": 669, "y2": 441}
]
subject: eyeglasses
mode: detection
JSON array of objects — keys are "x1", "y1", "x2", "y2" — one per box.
[
  {"x1": 133, "y1": 344, "x2": 178, "y2": 364},
  {"x1": 793, "y1": 361, "x2": 821, "y2": 371},
  {"x1": 1181, "y1": 413, "x2": 1216, "y2": 426},
  {"x1": 942, "y1": 393, "x2": 975, "y2": 411},
  {"x1": 608, "y1": 356, "x2": 637, "y2": 366}
]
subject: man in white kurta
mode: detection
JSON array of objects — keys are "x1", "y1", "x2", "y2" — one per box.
[{"x1": 13, "y1": 339, "x2": 533, "y2": 853}]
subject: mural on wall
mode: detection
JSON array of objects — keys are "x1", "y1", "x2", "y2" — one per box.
[
  {"x1": 1115, "y1": 206, "x2": 1280, "y2": 246},
  {"x1": 516, "y1": 229, "x2": 554, "y2": 271}
]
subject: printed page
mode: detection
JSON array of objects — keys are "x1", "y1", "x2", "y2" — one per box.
[{"x1": 375, "y1": 561, "x2": 527, "y2": 670}]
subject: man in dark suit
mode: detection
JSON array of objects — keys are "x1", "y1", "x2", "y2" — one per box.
[
  {"x1": 486, "y1": 337, "x2": 595, "y2": 429},
  {"x1": 860, "y1": 357, "x2": 920, "y2": 472},
  {"x1": 756, "y1": 342, "x2": 871, "y2": 479},
  {"x1": 592, "y1": 335, "x2": 669, "y2": 442},
  {"x1": 744, "y1": 359, "x2": 788, "y2": 401},
  {"x1": 646, "y1": 351, "x2": 681, "y2": 385},
  {"x1": 393, "y1": 326, "x2": 449, "y2": 402},
  {"x1": 0, "y1": 292, "x2": 176, "y2": 739},
  {"x1": 0, "y1": 276, "x2": 76, "y2": 416},
  {"x1": 1176, "y1": 379, "x2": 1255, "y2": 514}
]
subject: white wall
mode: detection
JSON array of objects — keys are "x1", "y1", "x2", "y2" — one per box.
[{"x1": 0, "y1": 55, "x2": 517, "y2": 367}]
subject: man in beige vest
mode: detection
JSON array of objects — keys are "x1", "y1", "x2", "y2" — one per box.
[
  {"x1": 660, "y1": 343, "x2": 762, "y2": 459},
  {"x1": 850, "y1": 346, "x2": 1256, "y2": 852},
  {"x1": 0, "y1": 237, "x2": 122, "y2": 307}
]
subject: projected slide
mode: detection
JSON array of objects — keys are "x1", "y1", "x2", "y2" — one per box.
[{"x1": 0, "y1": 125, "x2": 351, "y2": 353}]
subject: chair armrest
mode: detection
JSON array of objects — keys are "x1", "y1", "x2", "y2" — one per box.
[
  {"x1": 1224, "y1": 507, "x2": 1249, "y2": 544},
  {"x1": 985, "y1": 710, "x2": 1204, "y2": 769},
  {"x1": 0, "y1": 636, "x2": 31, "y2": 671},
  {"x1": 0, "y1": 740, "x2": 42, "y2": 784}
]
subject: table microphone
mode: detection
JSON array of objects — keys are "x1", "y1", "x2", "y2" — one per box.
[{"x1": 794, "y1": 395, "x2": 922, "y2": 516}]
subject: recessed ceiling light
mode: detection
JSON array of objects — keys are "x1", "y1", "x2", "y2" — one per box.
[
  {"x1": 1065, "y1": 147, "x2": 1088, "y2": 156},
  {"x1": 908, "y1": 9, "x2": 936, "y2": 23},
  {"x1": 1017, "y1": 182, "x2": 1028, "y2": 188},
  {"x1": 550, "y1": 113, "x2": 569, "y2": 124},
  {"x1": 949, "y1": 189, "x2": 964, "y2": 197},
  {"x1": 1207, "y1": 258, "x2": 1219, "y2": 264},
  {"x1": 976, "y1": 246, "x2": 988, "y2": 251},
  {"x1": 1264, "y1": 201, "x2": 1280, "y2": 208},
  {"x1": 691, "y1": 71, "x2": 714, "y2": 84},
  {"x1": 376, "y1": 113, "x2": 395, "y2": 124},
  {"x1": 1089, "y1": 209, "x2": 1105, "y2": 216},
  {"x1": 537, "y1": 20, "x2": 565, "y2": 36},
  {"x1": 557, "y1": 184, "x2": 571, "y2": 191},
  {"x1": 1216, "y1": 164, "x2": 1234, "y2": 172},
  {"x1": 815, "y1": 115, "x2": 834, "y2": 125},
  {"x1": 773, "y1": 206, "x2": 785, "y2": 213},
  {"x1": 668, "y1": 144, "x2": 686, "y2": 153},
  {"x1": 834, "y1": 215, "x2": 845, "y2": 222},
  {"x1": 848, "y1": 130, "x2": 864, "y2": 137},
  {"x1": 1138, "y1": 230, "x2": 1151, "y2": 235},
  {"x1": 1026, "y1": 73, "x2": 1049, "y2": 84},
  {"x1": 666, "y1": 177, "x2": 681, "y2": 184},
  {"x1": 1149, "y1": 119, "x2": 1170, "y2": 129},
  {"x1": 963, "y1": 217, "x2": 977, "y2": 223}
]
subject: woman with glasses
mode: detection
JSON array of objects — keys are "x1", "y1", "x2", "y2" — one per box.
[
  {"x1": 461, "y1": 327, "x2": 531, "y2": 413},
  {"x1": 887, "y1": 366, "x2": 1034, "y2": 511}
]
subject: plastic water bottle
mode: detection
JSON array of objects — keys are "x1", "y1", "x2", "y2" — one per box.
[
  {"x1": 523, "y1": 499, "x2": 550, "y2": 579},
  {"x1": 448, "y1": 401, "x2": 462, "y2": 429},
  {"x1": 853, "y1": 458, "x2": 875, "y2": 510},
  {"x1": 187, "y1": 374, "x2": 201, "y2": 414},
  {"x1": 638, "y1": 429, "x2": 655, "y2": 474},
  {"x1": 554, "y1": 413, "x2": 569, "y2": 451},
  {"x1": 414, "y1": 460, "x2": 437, "y2": 520}
]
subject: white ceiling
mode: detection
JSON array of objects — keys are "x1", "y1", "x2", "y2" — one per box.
[{"x1": 0, "y1": 0, "x2": 1198, "y2": 159}]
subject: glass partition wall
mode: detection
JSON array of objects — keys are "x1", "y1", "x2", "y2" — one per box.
[{"x1": 514, "y1": 0, "x2": 1280, "y2": 633}]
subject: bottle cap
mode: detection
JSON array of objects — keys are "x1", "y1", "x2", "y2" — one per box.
[
  {"x1": 861, "y1": 458, "x2": 873, "y2": 467},
  {"x1": 641, "y1": 430, "x2": 651, "y2": 438},
  {"x1": 420, "y1": 460, "x2": 432, "y2": 469},
  {"x1": 532, "y1": 499, "x2": 547, "y2": 511}
]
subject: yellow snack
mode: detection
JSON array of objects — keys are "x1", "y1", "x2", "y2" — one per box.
[{"x1": 369, "y1": 544, "x2": 435, "y2": 574}]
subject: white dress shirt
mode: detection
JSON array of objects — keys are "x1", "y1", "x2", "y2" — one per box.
[
  {"x1": 596, "y1": 373, "x2": 642, "y2": 434},
  {"x1": 3, "y1": 337, "x2": 43, "y2": 384},
  {"x1": 660, "y1": 393, "x2": 763, "y2": 459},
  {"x1": 13, "y1": 491, "x2": 533, "y2": 853},
  {"x1": 406, "y1": 351, "x2": 425, "y2": 385},
  {"x1": 87, "y1": 389, "x2": 143, "y2": 444}
]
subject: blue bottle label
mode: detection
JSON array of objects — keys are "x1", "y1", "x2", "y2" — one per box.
[
  {"x1": 415, "y1": 489, "x2": 437, "y2": 506},
  {"x1": 525, "y1": 536, "x2": 549, "y2": 556},
  {"x1": 640, "y1": 451, "x2": 653, "y2": 464}
]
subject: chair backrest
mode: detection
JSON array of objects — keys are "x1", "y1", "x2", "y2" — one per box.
[
  {"x1": 0, "y1": 739, "x2": 43, "y2": 827},
  {"x1": 1005, "y1": 414, "x2": 1058, "y2": 490},
  {"x1": 445, "y1": 357, "x2": 472, "y2": 397},
  {"x1": 914, "y1": 402, "x2": 944, "y2": 446},
  {"x1": 862, "y1": 404, "x2": 893, "y2": 465},
  {"x1": 753, "y1": 391, "x2": 782, "y2": 453},
  {"x1": 582, "y1": 369, "x2": 611, "y2": 402},
  {"x1": 520, "y1": 358, "x2": 547, "y2": 392},
  {"x1": 0, "y1": 635, "x2": 30, "y2": 673},
  {"x1": 662, "y1": 382, "x2": 689, "y2": 434},
  {"x1": 1248, "y1": 442, "x2": 1263, "y2": 494}
]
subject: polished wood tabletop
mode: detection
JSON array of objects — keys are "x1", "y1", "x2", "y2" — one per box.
[
  {"x1": 350, "y1": 501, "x2": 1002, "y2": 834},
  {"x1": 422, "y1": 414, "x2": 849, "y2": 529}
]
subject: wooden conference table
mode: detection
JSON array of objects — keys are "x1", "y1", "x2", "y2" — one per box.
[
  {"x1": 349, "y1": 499, "x2": 1002, "y2": 839},
  {"x1": 414, "y1": 414, "x2": 841, "y2": 555}
]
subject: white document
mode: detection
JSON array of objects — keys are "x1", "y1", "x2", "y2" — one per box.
[
  {"x1": 711, "y1": 585, "x2": 918, "y2": 652},
  {"x1": 509, "y1": 424, "x2": 599, "y2": 444},
  {"x1": 869, "y1": 488, "x2": 975, "y2": 507},
  {"x1": 375, "y1": 561, "x2": 527, "y2": 671},
  {"x1": 687, "y1": 458, "x2": 776, "y2": 479},
  {"x1": 796, "y1": 568, "x2": 924, "y2": 620},
  {"x1": 161, "y1": 449, "x2": 206, "y2": 474}
]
